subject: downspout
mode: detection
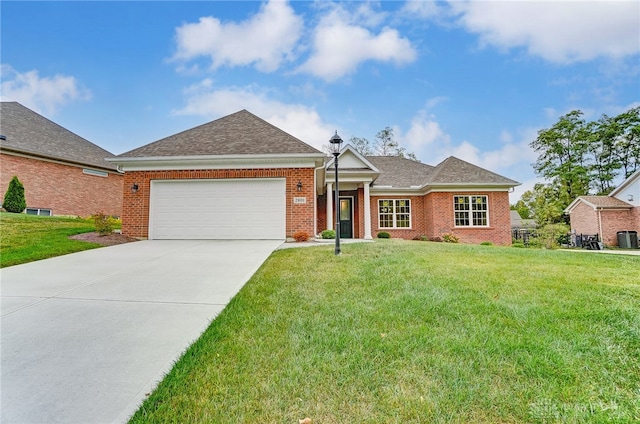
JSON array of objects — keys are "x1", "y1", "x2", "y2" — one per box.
[{"x1": 597, "y1": 208, "x2": 603, "y2": 243}]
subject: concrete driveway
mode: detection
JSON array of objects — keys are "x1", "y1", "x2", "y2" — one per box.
[{"x1": 1, "y1": 239, "x2": 282, "y2": 424}]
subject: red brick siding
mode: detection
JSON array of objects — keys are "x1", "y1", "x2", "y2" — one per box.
[
  {"x1": 317, "y1": 194, "x2": 327, "y2": 235},
  {"x1": 370, "y1": 195, "x2": 427, "y2": 240},
  {"x1": 1, "y1": 153, "x2": 123, "y2": 217},
  {"x1": 568, "y1": 202, "x2": 599, "y2": 235},
  {"x1": 424, "y1": 191, "x2": 512, "y2": 245},
  {"x1": 121, "y1": 168, "x2": 315, "y2": 239},
  {"x1": 569, "y1": 202, "x2": 640, "y2": 246}
]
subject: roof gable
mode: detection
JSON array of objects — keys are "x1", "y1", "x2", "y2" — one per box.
[
  {"x1": 427, "y1": 156, "x2": 519, "y2": 186},
  {"x1": 565, "y1": 195, "x2": 633, "y2": 213},
  {"x1": 119, "y1": 110, "x2": 322, "y2": 158},
  {"x1": 0, "y1": 102, "x2": 118, "y2": 171},
  {"x1": 327, "y1": 144, "x2": 380, "y2": 171}
]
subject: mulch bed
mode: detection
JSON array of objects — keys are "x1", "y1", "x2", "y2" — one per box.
[{"x1": 69, "y1": 232, "x2": 140, "y2": 246}]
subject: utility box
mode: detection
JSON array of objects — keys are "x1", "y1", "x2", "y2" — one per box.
[{"x1": 617, "y1": 231, "x2": 639, "y2": 249}]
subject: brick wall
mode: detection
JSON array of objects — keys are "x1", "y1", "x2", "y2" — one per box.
[
  {"x1": 599, "y1": 209, "x2": 638, "y2": 246},
  {"x1": 121, "y1": 168, "x2": 315, "y2": 239},
  {"x1": 370, "y1": 195, "x2": 427, "y2": 240},
  {"x1": 424, "y1": 191, "x2": 512, "y2": 245},
  {"x1": 1, "y1": 153, "x2": 123, "y2": 217},
  {"x1": 569, "y1": 202, "x2": 640, "y2": 246},
  {"x1": 568, "y1": 202, "x2": 599, "y2": 235}
]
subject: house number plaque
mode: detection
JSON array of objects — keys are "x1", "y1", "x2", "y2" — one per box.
[{"x1": 293, "y1": 197, "x2": 307, "y2": 204}]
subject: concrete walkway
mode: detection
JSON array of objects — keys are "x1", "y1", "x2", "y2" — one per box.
[{"x1": 1, "y1": 240, "x2": 282, "y2": 424}]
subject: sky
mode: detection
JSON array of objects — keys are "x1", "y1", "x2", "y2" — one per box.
[{"x1": 1, "y1": 0, "x2": 639, "y2": 202}]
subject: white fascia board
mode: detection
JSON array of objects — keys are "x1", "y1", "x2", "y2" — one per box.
[
  {"x1": 424, "y1": 184, "x2": 515, "y2": 192},
  {"x1": 370, "y1": 187, "x2": 425, "y2": 196},
  {"x1": 107, "y1": 154, "x2": 325, "y2": 171},
  {"x1": 610, "y1": 169, "x2": 640, "y2": 197}
]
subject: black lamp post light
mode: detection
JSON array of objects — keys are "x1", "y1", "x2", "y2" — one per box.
[{"x1": 329, "y1": 131, "x2": 343, "y2": 255}]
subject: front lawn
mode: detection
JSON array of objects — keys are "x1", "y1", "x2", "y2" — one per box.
[
  {"x1": 131, "y1": 241, "x2": 639, "y2": 423},
  {"x1": 0, "y1": 212, "x2": 100, "y2": 267}
]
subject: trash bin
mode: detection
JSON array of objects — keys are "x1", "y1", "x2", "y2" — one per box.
[{"x1": 617, "y1": 231, "x2": 639, "y2": 249}]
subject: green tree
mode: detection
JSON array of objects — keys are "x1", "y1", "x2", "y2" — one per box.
[
  {"x1": 3, "y1": 176, "x2": 27, "y2": 213},
  {"x1": 374, "y1": 127, "x2": 419, "y2": 161},
  {"x1": 348, "y1": 136, "x2": 374, "y2": 156},
  {"x1": 587, "y1": 116, "x2": 619, "y2": 195},
  {"x1": 530, "y1": 110, "x2": 590, "y2": 209},
  {"x1": 521, "y1": 183, "x2": 567, "y2": 226},
  {"x1": 613, "y1": 106, "x2": 640, "y2": 179},
  {"x1": 337, "y1": 127, "x2": 419, "y2": 161},
  {"x1": 510, "y1": 200, "x2": 531, "y2": 219}
]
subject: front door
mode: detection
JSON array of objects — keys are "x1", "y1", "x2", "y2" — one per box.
[{"x1": 339, "y1": 198, "x2": 353, "y2": 238}]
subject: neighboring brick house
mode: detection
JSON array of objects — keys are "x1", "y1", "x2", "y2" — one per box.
[
  {"x1": 111, "y1": 109, "x2": 519, "y2": 244},
  {"x1": 565, "y1": 170, "x2": 640, "y2": 246},
  {"x1": 0, "y1": 102, "x2": 123, "y2": 217}
]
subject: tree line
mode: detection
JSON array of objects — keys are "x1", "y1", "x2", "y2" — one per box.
[
  {"x1": 325, "y1": 127, "x2": 419, "y2": 161},
  {"x1": 514, "y1": 107, "x2": 640, "y2": 225}
]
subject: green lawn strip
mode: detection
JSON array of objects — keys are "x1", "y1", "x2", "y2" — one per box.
[
  {"x1": 131, "y1": 241, "x2": 639, "y2": 423},
  {"x1": 0, "y1": 212, "x2": 100, "y2": 267}
]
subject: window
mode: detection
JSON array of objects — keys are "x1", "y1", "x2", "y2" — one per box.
[
  {"x1": 26, "y1": 208, "x2": 52, "y2": 216},
  {"x1": 454, "y1": 195, "x2": 488, "y2": 226},
  {"x1": 378, "y1": 199, "x2": 411, "y2": 228}
]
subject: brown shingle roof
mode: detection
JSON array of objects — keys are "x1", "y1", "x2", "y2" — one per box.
[
  {"x1": 119, "y1": 110, "x2": 322, "y2": 157},
  {"x1": 579, "y1": 196, "x2": 633, "y2": 208},
  {"x1": 366, "y1": 156, "x2": 435, "y2": 187},
  {"x1": 0, "y1": 102, "x2": 118, "y2": 171},
  {"x1": 364, "y1": 155, "x2": 519, "y2": 188},
  {"x1": 427, "y1": 156, "x2": 519, "y2": 186}
]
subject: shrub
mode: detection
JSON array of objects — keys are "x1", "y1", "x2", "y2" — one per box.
[
  {"x1": 412, "y1": 235, "x2": 428, "y2": 241},
  {"x1": 512, "y1": 241, "x2": 525, "y2": 248},
  {"x1": 480, "y1": 241, "x2": 493, "y2": 246},
  {"x1": 377, "y1": 231, "x2": 390, "y2": 239},
  {"x1": 442, "y1": 233, "x2": 459, "y2": 243},
  {"x1": 293, "y1": 231, "x2": 309, "y2": 242},
  {"x1": 92, "y1": 212, "x2": 117, "y2": 236},
  {"x1": 536, "y1": 223, "x2": 570, "y2": 249},
  {"x1": 321, "y1": 229, "x2": 335, "y2": 239},
  {"x1": 429, "y1": 236, "x2": 442, "y2": 242},
  {"x1": 3, "y1": 176, "x2": 27, "y2": 213}
]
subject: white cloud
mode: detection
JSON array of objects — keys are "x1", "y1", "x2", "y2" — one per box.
[
  {"x1": 0, "y1": 65, "x2": 91, "y2": 115},
  {"x1": 172, "y1": 0, "x2": 303, "y2": 72},
  {"x1": 401, "y1": 112, "x2": 451, "y2": 151},
  {"x1": 450, "y1": 0, "x2": 640, "y2": 63},
  {"x1": 297, "y1": 7, "x2": 417, "y2": 81},
  {"x1": 173, "y1": 81, "x2": 335, "y2": 150},
  {"x1": 397, "y1": 109, "x2": 538, "y2": 189},
  {"x1": 399, "y1": 1, "x2": 447, "y2": 20}
]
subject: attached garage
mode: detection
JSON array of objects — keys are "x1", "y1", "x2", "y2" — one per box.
[{"x1": 149, "y1": 179, "x2": 286, "y2": 240}]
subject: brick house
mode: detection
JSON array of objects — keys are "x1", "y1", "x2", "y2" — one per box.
[
  {"x1": 0, "y1": 102, "x2": 123, "y2": 217},
  {"x1": 111, "y1": 110, "x2": 519, "y2": 244},
  {"x1": 565, "y1": 170, "x2": 640, "y2": 246}
]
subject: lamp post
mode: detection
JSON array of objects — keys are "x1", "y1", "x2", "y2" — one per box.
[{"x1": 329, "y1": 131, "x2": 343, "y2": 255}]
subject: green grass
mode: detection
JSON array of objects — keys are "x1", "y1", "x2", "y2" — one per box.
[
  {"x1": 0, "y1": 212, "x2": 100, "y2": 267},
  {"x1": 131, "y1": 240, "x2": 640, "y2": 423}
]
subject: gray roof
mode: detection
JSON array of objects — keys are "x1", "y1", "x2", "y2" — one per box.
[
  {"x1": 0, "y1": 102, "x2": 119, "y2": 171},
  {"x1": 366, "y1": 156, "x2": 435, "y2": 187},
  {"x1": 119, "y1": 109, "x2": 322, "y2": 157},
  {"x1": 427, "y1": 156, "x2": 519, "y2": 186},
  {"x1": 365, "y1": 155, "x2": 518, "y2": 188}
]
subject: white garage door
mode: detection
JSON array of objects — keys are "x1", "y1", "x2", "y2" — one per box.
[{"x1": 149, "y1": 179, "x2": 286, "y2": 240}]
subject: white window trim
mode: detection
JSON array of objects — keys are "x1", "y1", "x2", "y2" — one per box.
[
  {"x1": 378, "y1": 199, "x2": 412, "y2": 229},
  {"x1": 453, "y1": 195, "x2": 490, "y2": 227},
  {"x1": 25, "y1": 207, "x2": 52, "y2": 216}
]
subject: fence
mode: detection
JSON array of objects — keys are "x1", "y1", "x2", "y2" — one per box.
[{"x1": 512, "y1": 230, "x2": 600, "y2": 249}]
